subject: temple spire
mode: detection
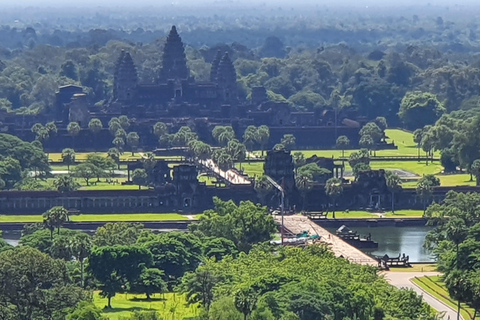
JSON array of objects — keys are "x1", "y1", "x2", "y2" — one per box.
[
  {"x1": 216, "y1": 52, "x2": 237, "y2": 101},
  {"x1": 159, "y1": 26, "x2": 189, "y2": 82},
  {"x1": 210, "y1": 50, "x2": 222, "y2": 82},
  {"x1": 113, "y1": 50, "x2": 138, "y2": 101}
]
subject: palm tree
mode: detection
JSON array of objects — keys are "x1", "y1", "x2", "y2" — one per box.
[
  {"x1": 242, "y1": 125, "x2": 257, "y2": 156},
  {"x1": 67, "y1": 122, "x2": 81, "y2": 148},
  {"x1": 43, "y1": 206, "x2": 69, "y2": 239},
  {"x1": 212, "y1": 126, "x2": 235, "y2": 146},
  {"x1": 53, "y1": 175, "x2": 79, "y2": 192},
  {"x1": 386, "y1": 172, "x2": 402, "y2": 213},
  {"x1": 416, "y1": 180, "x2": 433, "y2": 215},
  {"x1": 325, "y1": 178, "x2": 343, "y2": 219},
  {"x1": 70, "y1": 233, "x2": 92, "y2": 288},
  {"x1": 113, "y1": 137, "x2": 125, "y2": 153},
  {"x1": 107, "y1": 147, "x2": 121, "y2": 169},
  {"x1": 255, "y1": 125, "x2": 270, "y2": 156},
  {"x1": 281, "y1": 134, "x2": 296, "y2": 150},
  {"x1": 295, "y1": 173, "x2": 314, "y2": 211},
  {"x1": 153, "y1": 121, "x2": 168, "y2": 138},
  {"x1": 88, "y1": 118, "x2": 103, "y2": 136},
  {"x1": 336, "y1": 135, "x2": 350, "y2": 157},
  {"x1": 61, "y1": 148, "x2": 75, "y2": 172},
  {"x1": 126, "y1": 132, "x2": 140, "y2": 156}
]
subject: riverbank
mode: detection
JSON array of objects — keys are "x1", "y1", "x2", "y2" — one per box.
[{"x1": 314, "y1": 217, "x2": 428, "y2": 228}]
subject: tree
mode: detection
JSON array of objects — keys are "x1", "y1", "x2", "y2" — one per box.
[
  {"x1": 86, "y1": 154, "x2": 116, "y2": 181},
  {"x1": 256, "y1": 125, "x2": 270, "y2": 156},
  {"x1": 0, "y1": 157, "x2": 23, "y2": 189},
  {"x1": 359, "y1": 122, "x2": 383, "y2": 143},
  {"x1": 386, "y1": 171, "x2": 402, "y2": 213},
  {"x1": 54, "y1": 175, "x2": 80, "y2": 192},
  {"x1": 67, "y1": 302, "x2": 107, "y2": 320},
  {"x1": 471, "y1": 159, "x2": 480, "y2": 186},
  {"x1": 132, "y1": 168, "x2": 148, "y2": 189},
  {"x1": 359, "y1": 134, "x2": 374, "y2": 154},
  {"x1": 348, "y1": 149, "x2": 370, "y2": 168},
  {"x1": 243, "y1": 125, "x2": 257, "y2": 153},
  {"x1": 399, "y1": 91, "x2": 446, "y2": 130},
  {"x1": 129, "y1": 268, "x2": 166, "y2": 300},
  {"x1": 0, "y1": 247, "x2": 88, "y2": 320},
  {"x1": 226, "y1": 139, "x2": 247, "y2": 169},
  {"x1": 153, "y1": 121, "x2": 168, "y2": 138},
  {"x1": 375, "y1": 116, "x2": 388, "y2": 132},
  {"x1": 178, "y1": 264, "x2": 219, "y2": 311},
  {"x1": 280, "y1": 134, "x2": 296, "y2": 150},
  {"x1": 62, "y1": 148, "x2": 76, "y2": 172},
  {"x1": 118, "y1": 115, "x2": 130, "y2": 130},
  {"x1": 88, "y1": 118, "x2": 103, "y2": 135},
  {"x1": 127, "y1": 132, "x2": 140, "y2": 156},
  {"x1": 88, "y1": 245, "x2": 152, "y2": 308},
  {"x1": 73, "y1": 163, "x2": 100, "y2": 186},
  {"x1": 213, "y1": 126, "x2": 235, "y2": 146},
  {"x1": 70, "y1": 233, "x2": 92, "y2": 288},
  {"x1": 43, "y1": 206, "x2": 69, "y2": 239},
  {"x1": 107, "y1": 147, "x2": 121, "y2": 169},
  {"x1": 108, "y1": 118, "x2": 122, "y2": 136},
  {"x1": 113, "y1": 137, "x2": 125, "y2": 152},
  {"x1": 336, "y1": 135, "x2": 350, "y2": 157},
  {"x1": 189, "y1": 198, "x2": 277, "y2": 252},
  {"x1": 292, "y1": 152, "x2": 306, "y2": 173},
  {"x1": 67, "y1": 122, "x2": 81, "y2": 147},
  {"x1": 115, "y1": 128, "x2": 127, "y2": 140},
  {"x1": 295, "y1": 172, "x2": 314, "y2": 211},
  {"x1": 192, "y1": 140, "x2": 212, "y2": 161},
  {"x1": 297, "y1": 163, "x2": 331, "y2": 183},
  {"x1": 416, "y1": 180, "x2": 433, "y2": 215},
  {"x1": 234, "y1": 286, "x2": 258, "y2": 320},
  {"x1": 93, "y1": 222, "x2": 144, "y2": 246},
  {"x1": 325, "y1": 178, "x2": 343, "y2": 219}
]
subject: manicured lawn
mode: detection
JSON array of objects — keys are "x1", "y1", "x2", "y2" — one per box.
[
  {"x1": 389, "y1": 264, "x2": 437, "y2": 272},
  {"x1": 412, "y1": 276, "x2": 474, "y2": 320},
  {"x1": 93, "y1": 292, "x2": 198, "y2": 320},
  {"x1": 322, "y1": 210, "x2": 424, "y2": 219},
  {"x1": 0, "y1": 213, "x2": 187, "y2": 223}
]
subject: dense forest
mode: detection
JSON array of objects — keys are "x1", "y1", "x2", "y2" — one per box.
[{"x1": 1, "y1": 3, "x2": 480, "y2": 128}]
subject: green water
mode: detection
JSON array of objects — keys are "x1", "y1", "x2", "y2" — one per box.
[{"x1": 328, "y1": 226, "x2": 434, "y2": 262}]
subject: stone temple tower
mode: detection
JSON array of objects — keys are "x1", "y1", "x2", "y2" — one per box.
[
  {"x1": 159, "y1": 26, "x2": 189, "y2": 82},
  {"x1": 210, "y1": 50, "x2": 222, "y2": 82},
  {"x1": 113, "y1": 50, "x2": 138, "y2": 102},
  {"x1": 216, "y1": 52, "x2": 237, "y2": 101}
]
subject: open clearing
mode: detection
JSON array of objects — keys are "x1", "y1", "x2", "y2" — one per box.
[{"x1": 93, "y1": 292, "x2": 198, "y2": 320}]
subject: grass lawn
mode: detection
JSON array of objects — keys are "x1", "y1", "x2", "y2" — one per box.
[
  {"x1": 0, "y1": 213, "x2": 187, "y2": 223},
  {"x1": 389, "y1": 264, "x2": 437, "y2": 272},
  {"x1": 93, "y1": 292, "x2": 198, "y2": 320},
  {"x1": 412, "y1": 276, "x2": 474, "y2": 320},
  {"x1": 324, "y1": 210, "x2": 424, "y2": 219}
]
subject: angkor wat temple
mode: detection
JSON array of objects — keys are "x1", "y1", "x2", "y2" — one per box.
[{"x1": 1, "y1": 26, "x2": 363, "y2": 151}]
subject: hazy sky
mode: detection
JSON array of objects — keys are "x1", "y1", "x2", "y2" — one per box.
[{"x1": 3, "y1": 0, "x2": 480, "y2": 7}]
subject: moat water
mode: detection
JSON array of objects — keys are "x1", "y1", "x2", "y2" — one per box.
[
  {"x1": 327, "y1": 226, "x2": 435, "y2": 262},
  {"x1": 3, "y1": 226, "x2": 435, "y2": 262}
]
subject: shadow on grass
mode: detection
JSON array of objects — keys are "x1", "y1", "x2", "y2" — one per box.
[
  {"x1": 102, "y1": 306, "x2": 145, "y2": 314},
  {"x1": 129, "y1": 297, "x2": 166, "y2": 302}
]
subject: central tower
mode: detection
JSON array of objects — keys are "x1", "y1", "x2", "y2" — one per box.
[{"x1": 159, "y1": 26, "x2": 190, "y2": 82}]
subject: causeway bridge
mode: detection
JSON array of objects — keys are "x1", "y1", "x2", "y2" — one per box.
[{"x1": 276, "y1": 215, "x2": 377, "y2": 266}]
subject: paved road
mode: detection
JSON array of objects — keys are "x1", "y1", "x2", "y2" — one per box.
[{"x1": 384, "y1": 272, "x2": 462, "y2": 320}]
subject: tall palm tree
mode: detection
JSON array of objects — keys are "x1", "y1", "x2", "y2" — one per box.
[
  {"x1": 295, "y1": 173, "x2": 314, "y2": 211},
  {"x1": 325, "y1": 178, "x2": 343, "y2": 219},
  {"x1": 43, "y1": 206, "x2": 70, "y2": 238},
  {"x1": 70, "y1": 233, "x2": 92, "y2": 288},
  {"x1": 67, "y1": 122, "x2": 81, "y2": 148},
  {"x1": 386, "y1": 172, "x2": 403, "y2": 213}
]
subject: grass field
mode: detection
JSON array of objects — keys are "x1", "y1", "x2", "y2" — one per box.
[
  {"x1": 93, "y1": 292, "x2": 198, "y2": 320},
  {"x1": 0, "y1": 213, "x2": 187, "y2": 223},
  {"x1": 389, "y1": 264, "x2": 437, "y2": 272},
  {"x1": 237, "y1": 129, "x2": 475, "y2": 187},
  {"x1": 412, "y1": 276, "x2": 474, "y2": 320},
  {"x1": 324, "y1": 210, "x2": 424, "y2": 219}
]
